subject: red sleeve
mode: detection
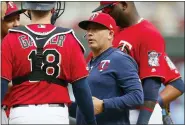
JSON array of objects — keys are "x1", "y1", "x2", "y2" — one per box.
[
  {"x1": 163, "y1": 54, "x2": 181, "y2": 84},
  {"x1": 86, "y1": 52, "x2": 93, "y2": 63},
  {"x1": 139, "y1": 30, "x2": 166, "y2": 81},
  {"x1": 68, "y1": 33, "x2": 88, "y2": 83},
  {"x1": 1, "y1": 34, "x2": 13, "y2": 81}
]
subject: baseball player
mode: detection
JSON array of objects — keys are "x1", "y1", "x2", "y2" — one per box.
[
  {"x1": 1, "y1": 1, "x2": 96, "y2": 124},
  {"x1": 92, "y1": 1, "x2": 184, "y2": 124},
  {"x1": 77, "y1": 12, "x2": 143, "y2": 125},
  {"x1": 1, "y1": 1, "x2": 25, "y2": 124},
  {"x1": 1, "y1": 1, "x2": 25, "y2": 40}
]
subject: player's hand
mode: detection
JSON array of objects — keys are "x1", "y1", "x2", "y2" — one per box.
[
  {"x1": 162, "y1": 109, "x2": 173, "y2": 125},
  {"x1": 163, "y1": 115, "x2": 173, "y2": 125},
  {"x1": 92, "y1": 96, "x2": 104, "y2": 115}
]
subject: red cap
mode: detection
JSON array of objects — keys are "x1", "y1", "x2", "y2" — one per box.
[
  {"x1": 92, "y1": 1, "x2": 117, "y2": 12},
  {"x1": 4, "y1": 2, "x2": 25, "y2": 19},
  {"x1": 79, "y1": 12, "x2": 116, "y2": 32},
  {"x1": 100, "y1": 1, "x2": 116, "y2": 5}
]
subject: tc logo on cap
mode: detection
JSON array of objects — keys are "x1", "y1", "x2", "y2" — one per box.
[
  {"x1": 89, "y1": 12, "x2": 99, "y2": 20},
  {"x1": 8, "y1": 2, "x2": 15, "y2": 8}
]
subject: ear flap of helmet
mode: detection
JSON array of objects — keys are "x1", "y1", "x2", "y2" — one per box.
[
  {"x1": 51, "y1": 1, "x2": 65, "y2": 25},
  {"x1": 51, "y1": 11, "x2": 58, "y2": 25},
  {"x1": 20, "y1": 2, "x2": 31, "y2": 20}
]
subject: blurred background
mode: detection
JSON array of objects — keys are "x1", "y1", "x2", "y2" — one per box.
[{"x1": 14, "y1": 1, "x2": 185, "y2": 124}]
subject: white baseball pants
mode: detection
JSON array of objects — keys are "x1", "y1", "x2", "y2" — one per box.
[
  {"x1": 9, "y1": 104, "x2": 69, "y2": 124},
  {"x1": 1, "y1": 109, "x2": 8, "y2": 124}
]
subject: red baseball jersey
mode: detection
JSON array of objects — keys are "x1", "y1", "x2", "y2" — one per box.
[
  {"x1": 113, "y1": 19, "x2": 181, "y2": 84},
  {"x1": 163, "y1": 53, "x2": 181, "y2": 84},
  {"x1": 113, "y1": 19, "x2": 167, "y2": 82},
  {"x1": 1, "y1": 24, "x2": 88, "y2": 106}
]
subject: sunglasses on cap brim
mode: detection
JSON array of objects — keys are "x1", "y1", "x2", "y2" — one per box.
[{"x1": 102, "y1": 2, "x2": 119, "y2": 14}]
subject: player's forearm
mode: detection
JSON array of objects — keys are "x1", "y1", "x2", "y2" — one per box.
[
  {"x1": 68, "y1": 102, "x2": 77, "y2": 118},
  {"x1": 137, "y1": 77, "x2": 161, "y2": 124},
  {"x1": 137, "y1": 100, "x2": 156, "y2": 124},
  {"x1": 1, "y1": 78, "x2": 9, "y2": 102},
  {"x1": 142, "y1": 77, "x2": 161, "y2": 101},
  {"x1": 103, "y1": 79, "x2": 144, "y2": 112},
  {"x1": 72, "y1": 78, "x2": 97, "y2": 125},
  {"x1": 159, "y1": 78, "x2": 184, "y2": 107}
]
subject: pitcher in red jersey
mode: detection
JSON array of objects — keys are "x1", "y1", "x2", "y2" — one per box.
[
  {"x1": 92, "y1": 1, "x2": 184, "y2": 124},
  {"x1": 1, "y1": 1, "x2": 97, "y2": 124},
  {"x1": 1, "y1": 1, "x2": 26, "y2": 124},
  {"x1": 1, "y1": 1, "x2": 25, "y2": 40}
]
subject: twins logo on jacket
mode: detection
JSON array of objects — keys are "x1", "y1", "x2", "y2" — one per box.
[
  {"x1": 98, "y1": 60, "x2": 110, "y2": 72},
  {"x1": 87, "y1": 60, "x2": 110, "y2": 73}
]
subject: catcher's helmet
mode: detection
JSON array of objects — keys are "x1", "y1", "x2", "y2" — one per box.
[
  {"x1": 22, "y1": 1, "x2": 56, "y2": 11},
  {"x1": 21, "y1": 1, "x2": 65, "y2": 25}
]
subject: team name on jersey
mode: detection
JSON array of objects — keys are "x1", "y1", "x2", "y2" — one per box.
[{"x1": 18, "y1": 35, "x2": 65, "y2": 49}]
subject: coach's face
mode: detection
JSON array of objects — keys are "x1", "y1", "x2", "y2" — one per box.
[
  {"x1": 1, "y1": 14, "x2": 20, "y2": 38},
  {"x1": 86, "y1": 23, "x2": 112, "y2": 51}
]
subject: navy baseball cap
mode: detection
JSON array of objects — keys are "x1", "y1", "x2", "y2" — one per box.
[
  {"x1": 92, "y1": 1, "x2": 118, "y2": 12},
  {"x1": 79, "y1": 12, "x2": 116, "y2": 32}
]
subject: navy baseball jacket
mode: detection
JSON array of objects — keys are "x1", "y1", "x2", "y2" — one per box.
[{"x1": 76, "y1": 47, "x2": 144, "y2": 125}]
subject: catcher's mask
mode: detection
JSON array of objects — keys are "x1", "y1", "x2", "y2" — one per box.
[{"x1": 21, "y1": 1, "x2": 65, "y2": 25}]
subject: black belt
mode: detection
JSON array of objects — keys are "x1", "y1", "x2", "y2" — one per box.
[{"x1": 12, "y1": 103, "x2": 65, "y2": 108}]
